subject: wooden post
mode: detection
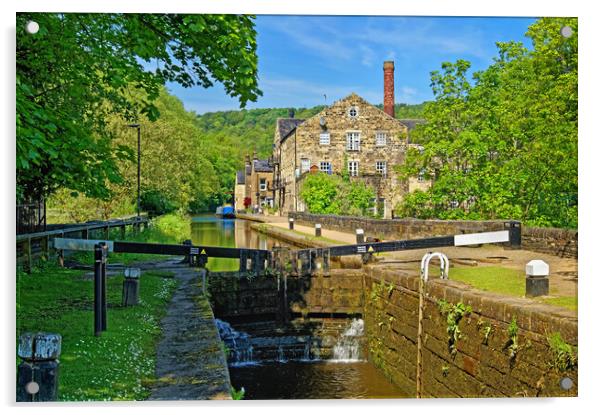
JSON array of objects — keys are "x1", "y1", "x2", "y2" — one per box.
[
  {"x1": 122, "y1": 268, "x2": 140, "y2": 306},
  {"x1": 120, "y1": 224, "x2": 126, "y2": 240},
  {"x1": 239, "y1": 250, "x2": 248, "y2": 273},
  {"x1": 94, "y1": 243, "x2": 108, "y2": 336},
  {"x1": 26, "y1": 237, "x2": 32, "y2": 272},
  {"x1": 17, "y1": 333, "x2": 61, "y2": 402}
]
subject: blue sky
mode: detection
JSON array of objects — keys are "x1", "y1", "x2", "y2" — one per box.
[{"x1": 167, "y1": 15, "x2": 537, "y2": 114}]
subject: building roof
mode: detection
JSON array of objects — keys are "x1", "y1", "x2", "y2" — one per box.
[
  {"x1": 276, "y1": 118, "x2": 305, "y2": 142},
  {"x1": 398, "y1": 119, "x2": 425, "y2": 132},
  {"x1": 236, "y1": 170, "x2": 245, "y2": 185},
  {"x1": 253, "y1": 159, "x2": 273, "y2": 173}
]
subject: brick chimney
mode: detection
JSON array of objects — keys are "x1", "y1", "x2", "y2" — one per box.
[{"x1": 383, "y1": 61, "x2": 395, "y2": 118}]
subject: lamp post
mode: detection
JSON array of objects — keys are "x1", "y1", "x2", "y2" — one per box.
[{"x1": 127, "y1": 124, "x2": 141, "y2": 218}]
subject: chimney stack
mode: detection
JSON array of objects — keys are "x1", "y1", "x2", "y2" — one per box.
[
  {"x1": 252, "y1": 151, "x2": 258, "y2": 161},
  {"x1": 383, "y1": 61, "x2": 395, "y2": 118}
]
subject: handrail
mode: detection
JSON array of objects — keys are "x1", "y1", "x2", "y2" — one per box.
[
  {"x1": 420, "y1": 252, "x2": 449, "y2": 282},
  {"x1": 16, "y1": 215, "x2": 149, "y2": 242}
]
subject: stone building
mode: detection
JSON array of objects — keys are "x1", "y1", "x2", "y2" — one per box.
[
  {"x1": 272, "y1": 61, "x2": 424, "y2": 218},
  {"x1": 233, "y1": 170, "x2": 247, "y2": 211},
  {"x1": 240, "y1": 153, "x2": 274, "y2": 211}
]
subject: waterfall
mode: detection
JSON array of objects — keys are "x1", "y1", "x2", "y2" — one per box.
[
  {"x1": 215, "y1": 319, "x2": 256, "y2": 366},
  {"x1": 332, "y1": 318, "x2": 365, "y2": 362}
]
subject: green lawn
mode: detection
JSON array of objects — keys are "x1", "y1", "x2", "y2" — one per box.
[
  {"x1": 17, "y1": 263, "x2": 177, "y2": 401},
  {"x1": 70, "y1": 213, "x2": 192, "y2": 266},
  {"x1": 446, "y1": 265, "x2": 577, "y2": 311}
]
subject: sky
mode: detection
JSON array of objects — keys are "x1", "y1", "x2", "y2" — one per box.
[{"x1": 167, "y1": 15, "x2": 537, "y2": 114}]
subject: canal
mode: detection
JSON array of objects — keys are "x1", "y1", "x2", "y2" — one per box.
[{"x1": 191, "y1": 215, "x2": 407, "y2": 400}]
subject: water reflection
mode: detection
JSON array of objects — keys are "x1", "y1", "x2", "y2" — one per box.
[
  {"x1": 229, "y1": 361, "x2": 409, "y2": 400},
  {"x1": 190, "y1": 215, "x2": 286, "y2": 271}
]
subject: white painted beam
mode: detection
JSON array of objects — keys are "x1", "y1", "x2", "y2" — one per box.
[
  {"x1": 453, "y1": 230, "x2": 509, "y2": 246},
  {"x1": 51, "y1": 238, "x2": 114, "y2": 252}
]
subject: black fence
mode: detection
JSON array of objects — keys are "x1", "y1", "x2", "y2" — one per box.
[{"x1": 16, "y1": 200, "x2": 46, "y2": 235}]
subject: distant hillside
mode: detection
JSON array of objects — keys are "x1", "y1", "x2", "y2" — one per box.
[{"x1": 194, "y1": 103, "x2": 426, "y2": 158}]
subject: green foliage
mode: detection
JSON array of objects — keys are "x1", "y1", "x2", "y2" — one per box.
[
  {"x1": 299, "y1": 173, "x2": 376, "y2": 217},
  {"x1": 231, "y1": 386, "x2": 245, "y2": 400},
  {"x1": 547, "y1": 332, "x2": 577, "y2": 372},
  {"x1": 140, "y1": 189, "x2": 177, "y2": 216},
  {"x1": 16, "y1": 261, "x2": 177, "y2": 400},
  {"x1": 397, "y1": 18, "x2": 578, "y2": 228},
  {"x1": 17, "y1": 13, "x2": 261, "y2": 203},
  {"x1": 437, "y1": 300, "x2": 472, "y2": 356},
  {"x1": 506, "y1": 316, "x2": 519, "y2": 360}
]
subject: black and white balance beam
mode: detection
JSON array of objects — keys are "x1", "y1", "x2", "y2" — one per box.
[{"x1": 307, "y1": 228, "x2": 519, "y2": 258}]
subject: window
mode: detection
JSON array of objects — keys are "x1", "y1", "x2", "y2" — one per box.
[
  {"x1": 319, "y1": 161, "x2": 332, "y2": 173},
  {"x1": 319, "y1": 132, "x2": 330, "y2": 145},
  {"x1": 348, "y1": 161, "x2": 359, "y2": 177},
  {"x1": 376, "y1": 132, "x2": 387, "y2": 146},
  {"x1": 348, "y1": 106, "x2": 359, "y2": 118},
  {"x1": 346, "y1": 132, "x2": 361, "y2": 151},
  {"x1": 376, "y1": 161, "x2": 387, "y2": 177},
  {"x1": 259, "y1": 178, "x2": 267, "y2": 191},
  {"x1": 301, "y1": 158, "x2": 310, "y2": 173}
]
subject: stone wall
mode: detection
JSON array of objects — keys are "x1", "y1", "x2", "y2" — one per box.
[
  {"x1": 363, "y1": 265, "x2": 577, "y2": 398},
  {"x1": 207, "y1": 269, "x2": 364, "y2": 321},
  {"x1": 289, "y1": 212, "x2": 578, "y2": 258}
]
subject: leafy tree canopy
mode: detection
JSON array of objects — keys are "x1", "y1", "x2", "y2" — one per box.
[
  {"x1": 397, "y1": 17, "x2": 577, "y2": 228},
  {"x1": 17, "y1": 13, "x2": 261, "y2": 202}
]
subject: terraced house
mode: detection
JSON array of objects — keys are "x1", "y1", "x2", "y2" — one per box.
[{"x1": 272, "y1": 61, "x2": 423, "y2": 218}]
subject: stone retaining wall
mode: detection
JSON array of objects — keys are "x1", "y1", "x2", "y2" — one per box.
[
  {"x1": 207, "y1": 269, "x2": 364, "y2": 320},
  {"x1": 363, "y1": 265, "x2": 577, "y2": 398},
  {"x1": 289, "y1": 212, "x2": 577, "y2": 258}
]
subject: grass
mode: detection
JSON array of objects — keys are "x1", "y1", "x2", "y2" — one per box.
[
  {"x1": 69, "y1": 213, "x2": 192, "y2": 266},
  {"x1": 16, "y1": 261, "x2": 178, "y2": 401},
  {"x1": 447, "y1": 265, "x2": 577, "y2": 311}
]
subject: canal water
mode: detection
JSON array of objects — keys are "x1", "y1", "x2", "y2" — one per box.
[{"x1": 191, "y1": 215, "x2": 407, "y2": 400}]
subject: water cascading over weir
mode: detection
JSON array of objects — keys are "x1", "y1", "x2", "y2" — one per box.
[{"x1": 206, "y1": 254, "x2": 368, "y2": 365}]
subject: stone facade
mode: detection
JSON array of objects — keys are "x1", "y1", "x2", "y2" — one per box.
[
  {"x1": 273, "y1": 93, "x2": 410, "y2": 218},
  {"x1": 234, "y1": 170, "x2": 246, "y2": 211},
  {"x1": 239, "y1": 155, "x2": 274, "y2": 211}
]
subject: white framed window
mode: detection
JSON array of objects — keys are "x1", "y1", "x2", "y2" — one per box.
[
  {"x1": 346, "y1": 132, "x2": 361, "y2": 151},
  {"x1": 319, "y1": 161, "x2": 332, "y2": 173},
  {"x1": 319, "y1": 132, "x2": 330, "y2": 145},
  {"x1": 348, "y1": 106, "x2": 359, "y2": 118},
  {"x1": 301, "y1": 158, "x2": 310, "y2": 173},
  {"x1": 376, "y1": 132, "x2": 387, "y2": 146},
  {"x1": 348, "y1": 161, "x2": 359, "y2": 177},
  {"x1": 259, "y1": 178, "x2": 267, "y2": 191},
  {"x1": 376, "y1": 161, "x2": 387, "y2": 177}
]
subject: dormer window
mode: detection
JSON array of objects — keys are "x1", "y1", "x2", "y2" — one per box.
[{"x1": 348, "y1": 106, "x2": 359, "y2": 118}]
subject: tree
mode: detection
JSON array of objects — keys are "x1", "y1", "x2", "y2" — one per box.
[
  {"x1": 397, "y1": 17, "x2": 577, "y2": 228},
  {"x1": 16, "y1": 13, "x2": 261, "y2": 202}
]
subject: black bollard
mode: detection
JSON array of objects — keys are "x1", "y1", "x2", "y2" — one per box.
[
  {"x1": 356, "y1": 228, "x2": 365, "y2": 244},
  {"x1": 289, "y1": 218, "x2": 294, "y2": 230},
  {"x1": 315, "y1": 223, "x2": 321, "y2": 237},
  {"x1": 122, "y1": 268, "x2": 140, "y2": 306},
  {"x1": 17, "y1": 333, "x2": 62, "y2": 402},
  {"x1": 525, "y1": 260, "x2": 549, "y2": 297}
]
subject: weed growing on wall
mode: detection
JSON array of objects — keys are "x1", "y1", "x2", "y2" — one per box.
[
  {"x1": 437, "y1": 300, "x2": 472, "y2": 356},
  {"x1": 547, "y1": 332, "x2": 577, "y2": 372},
  {"x1": 506, "y1": 316, "x2": 519, "y2": 361}
]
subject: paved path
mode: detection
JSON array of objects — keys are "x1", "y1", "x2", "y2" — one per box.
[{"x1": 147, "y1": 260, "x2": 231, "y2": 401}]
